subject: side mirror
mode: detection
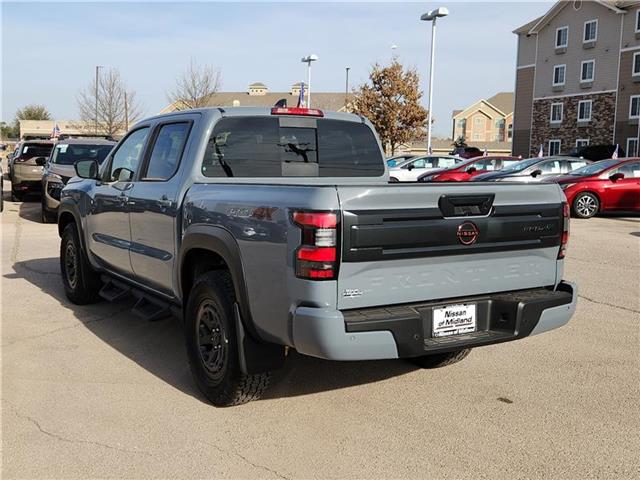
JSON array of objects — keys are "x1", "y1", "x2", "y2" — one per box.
[
  {"x1": 531, "y1": 169, "x2": 543, "y2": 177},
  {"x1": 34, "y1": 157, "x2": 47, "y2": 166},
  {"x1": 466, "y1": 166, "x2": 477, "y2": 174},
  {"x1": 609, "y1": 172, "x2": 624, "y2": 182},
  {"x1": 75, "y1": 159, "x2": 100, "y2": 179}
]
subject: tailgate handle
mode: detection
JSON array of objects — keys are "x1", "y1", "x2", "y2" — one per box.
[{"x1": 438, "y1": 194, "x2": 495, "y2": 217}]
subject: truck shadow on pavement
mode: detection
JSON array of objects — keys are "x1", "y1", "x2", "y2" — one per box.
[{"x1": 8, "y1": 257, "x2": 417, "y2": 403}]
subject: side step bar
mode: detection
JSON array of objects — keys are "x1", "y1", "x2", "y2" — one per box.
[{"x1": 99, "y1": 276, "x2": 175, "y2": 322}]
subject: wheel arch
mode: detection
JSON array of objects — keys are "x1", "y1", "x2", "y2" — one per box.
[{"x1": 178, "y1": 225, "x2": 259, "y2": 339}]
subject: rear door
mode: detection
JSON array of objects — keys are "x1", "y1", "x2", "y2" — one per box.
[
  {"x1": 336, "y1": 183, "x2": 563, "y2": 309},
  {"x1": 127, "y1": 116, "x2": 196, "y2": 294}
]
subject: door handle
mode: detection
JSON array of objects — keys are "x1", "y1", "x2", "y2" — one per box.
[{"x1": 158, "y1": 195, "x2": 173, "y2": 209}]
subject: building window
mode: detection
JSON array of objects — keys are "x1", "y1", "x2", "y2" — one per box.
[
  {"x1": 636, "y1": 10, "x2": 640, "y2": 33},
  {"x1": 556, "y1": 26, "x2": 569, "y2": 48},
  {"x1": 578, "y1": 100, "x2": 592, "y2": 121},
  {"x1": 473, "y1": 133, "x2": 482, "y2": 141},
  {"x1": 549, "y1": 139, "x2": 561, "y2": 156},
  {"x1": 507, "y1": 123, "x2": 513, "y2": 139},
  {"x1": 553, "y1": 65, "x2": 566, "y2": 86},
  {"x1": 630, "y1": 95, "x2": 640, "y2": 119},
  {"x1": 583, "y1": 19, "x2": 597, "y2": 42},
  {"x1": 576, "y1": 139, "x2": 590, "y2": 148},
  {"x1": 581, "y1": 60, "x2": 595, "y2": 82},
  {"x1": 633, "y1": 52, "x2": 640, "y2": 77},
  {"x1": 550, "y1": 103, "x2": 564, "y2": 123},
  {"x1": 627, "y1": 137, "x2": 639, "y2": 157}
]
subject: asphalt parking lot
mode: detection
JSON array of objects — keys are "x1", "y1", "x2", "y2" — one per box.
[{"x1": 2, "y1": 177, "x2": 639, "y2": 479}]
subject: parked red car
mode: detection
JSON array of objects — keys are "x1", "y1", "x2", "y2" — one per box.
[
  {"x1": 545, "y1": 158, "x2": 640, "y2": 218},
  {"x1": 420, "y1": 156, "x2": 520, "y2": 182}
]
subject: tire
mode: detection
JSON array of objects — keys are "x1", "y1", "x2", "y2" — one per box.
[
  {"x1": 60, "y1": 223, "x2": 102, "y2": 304},
  {"x1": 572, "y1": 192, "x2": 599, "y2": 219},
  {"x1": 184, "y1": 271, "x2": 270, "y2": 407},
  {"x1": 409, "y1": 349, "x2": 471, "y2": 369},
  {"x1": 41, "y1": 199, "x2": 57, "y2": 223},
  {"x1": 389, "y1": 177, "x2": 399, "y2": 183}
]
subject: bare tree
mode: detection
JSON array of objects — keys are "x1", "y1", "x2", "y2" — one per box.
[
  {"x1": 77, "y1": 68, "x2": 142, "y2": 137},
  {"x1": 167, "y1": 58, "x2": 222, "y2": 110}
]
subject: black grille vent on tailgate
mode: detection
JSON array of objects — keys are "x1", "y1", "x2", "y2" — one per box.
[{"x1": 342, "y1": 204, "x2": 563, "y2": 262}]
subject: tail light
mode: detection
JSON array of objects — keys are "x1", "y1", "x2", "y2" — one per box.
[
  {"x1": 558, "y1": 202, "x2": 570, "y2": 259},
  {"x1": 292, "y1": 211, "x2": 339, "y2": 280},
  {"x1": 271, "y1": 107, "x2": 324, "y2": 117}
]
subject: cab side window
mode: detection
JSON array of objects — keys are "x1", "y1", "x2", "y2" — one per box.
[
  {"x1": 106, "y1": 128, "x2": 149, "y2": 182},
  {"x1": 143, "y1": 123, "x2": 190, "y2": 180}
]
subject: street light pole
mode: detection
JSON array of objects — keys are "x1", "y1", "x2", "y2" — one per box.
[
  {"x1": 301, "y1": 54, "x2": 318, "y2": 108},
  {"x1": 421, "y1": 7, "x2": 449, "y2": 155},
  {"x1": 94, "y1": 65, "x2": 103, "y2": 135},
  {"x1": 345, "y1": 67, "x2": 350, "y2": 109}
]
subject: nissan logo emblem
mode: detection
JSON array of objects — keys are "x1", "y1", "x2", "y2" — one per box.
[{"x1": 457, "y1": 221, "x2": 479, "y2": 245}]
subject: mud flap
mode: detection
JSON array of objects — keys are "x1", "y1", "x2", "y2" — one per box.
[{"x1": 234, "y1": 303, "x2": 285, "y2": 374}]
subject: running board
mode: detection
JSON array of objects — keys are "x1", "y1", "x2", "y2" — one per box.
[
  {"x1": 131, "y1": 296, "x2": 171, "y2": 322},
  {"x1": 99, "y1": 275, "x2": 175, "y2": 322},
  {"x1": 99, "y1": 277, "x2": 132, "y2": 302}
]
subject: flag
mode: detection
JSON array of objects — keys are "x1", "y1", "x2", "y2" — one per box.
[
  {"x1": 51, "y1": 123, "x2": 60, "y2": 139},
  {"x1": 538, "y1": 144, "x2": 544, "y2": 158},
  {"x1": 611, "y1": 144, "x2": 619, "y2": 159},
  {"x1": 483, "y1": 148, "x2": 488, "y2": 157},
  {"x1": 297, "y1": 82, "x2": 306, "y2": 108}
]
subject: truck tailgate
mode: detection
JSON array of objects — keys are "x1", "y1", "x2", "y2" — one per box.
[{"x1": 336, "y1": 183, "x2": 564, "y2": 310}]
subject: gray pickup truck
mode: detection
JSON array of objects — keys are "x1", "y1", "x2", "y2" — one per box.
[{"x1": 58, "y1": 107, "x2": 577, "y2": 407}]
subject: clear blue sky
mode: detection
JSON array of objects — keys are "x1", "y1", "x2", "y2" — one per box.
[{"x1": 1, "y1": 1, "x2": 553, "y2": 136}]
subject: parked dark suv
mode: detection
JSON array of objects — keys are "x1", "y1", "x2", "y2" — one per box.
[
  {"x1": 449, "y1": 146, "x2": 483, "y2": 159},
  {"x1": 568, "y1": 144, "x2": 625, "y2": 161}
]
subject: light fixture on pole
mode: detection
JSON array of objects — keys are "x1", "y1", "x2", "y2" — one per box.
[
  {"x1": 94, "y1": 65, "x2": 104, "y2": 135},
  {"x1": 301, "y1": 54, "x2": 319, "y2": 108},
  {"x1": 421, "y1": 7, "x2": 449, "y2": 155}
]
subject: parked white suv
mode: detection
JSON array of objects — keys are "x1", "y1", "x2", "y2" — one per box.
[{"x1": 389, "y1": 155, "x2": 464, "y2": 182}]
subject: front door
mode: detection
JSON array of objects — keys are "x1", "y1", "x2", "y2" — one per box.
[
  {"x1": 602, "y1": 161, "x2": 640, "y2": 210},
  {"x1": 87, "y1": 127, "x2": 150, "y2": 275},
  {"x1": 128, "y1": 118, "x2": 195, "y2": 294}
]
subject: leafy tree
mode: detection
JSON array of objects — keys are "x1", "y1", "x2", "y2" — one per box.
[
  {"x1": 167, "y1": 58, "x2": 222, "y2": 111},
  {"x1": 351, "y1": 61, "x2": 427, "y2": 154},
  {"x1": 1, "y1": 121, "x2": 19, "y2": 140},
  {"x1": 77, "y1": 68, "x2": 142, "y2": 137}
]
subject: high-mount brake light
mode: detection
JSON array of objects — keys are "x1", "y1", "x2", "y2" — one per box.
[
  {"x1": 558, "y1": 202, "x2": 570, "y2": 259},
  {"x1": 271, "y1": 107, "x2": 324, "y2": 117},
  {"x1": 292, "y1": 211, "x2": 339, "y2": 280}
]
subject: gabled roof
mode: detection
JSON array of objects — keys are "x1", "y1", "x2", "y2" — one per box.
[
  {"x1": 486, "y1": 92, "x2": 514, "y2": 115},
  {"x1": 249, "y1": 82, "x2": 267, "y2": 87},
  {"x1": 523, "y1": 0, "x2": 626, "y2": 36},
  {"x1": 513, "y1": 16, "x2": 543, "y2": 35},
  {"x1": 452, "y1": 92, "x2": 514, "y2": 120}
]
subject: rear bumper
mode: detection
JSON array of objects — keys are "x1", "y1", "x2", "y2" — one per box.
[
  {"x1": 11, "y1": 179, "x2": 42, "y2": 193},
  {"x1": 292, "y1": 281, "x2": 577, "y2": 361}
]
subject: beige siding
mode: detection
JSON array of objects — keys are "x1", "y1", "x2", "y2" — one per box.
[
  {"x1": 517, "y1": 33, "x2": 537, "y2": 66},
  {"x1": 621, "y1": 5, "x2": 640, "y2": 48},
  {"x1": 534, "y1": 1, "x2": 622, "y2": 98},
  {"x1": 512, "y1": 66, "x2": 535, "y2": 157}
]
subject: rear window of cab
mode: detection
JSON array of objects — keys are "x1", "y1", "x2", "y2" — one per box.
[{"x1": 202, "y1": 117, "x2": 384, "y2": 178}]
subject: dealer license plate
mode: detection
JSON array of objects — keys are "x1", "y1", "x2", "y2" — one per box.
[{"x1": 432, "y1": 304, "x2": 477, "y2": 338}]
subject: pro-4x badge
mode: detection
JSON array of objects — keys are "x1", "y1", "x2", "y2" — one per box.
[{"x1": 342, "y1": 289, "x2": 363, "y2": 298}]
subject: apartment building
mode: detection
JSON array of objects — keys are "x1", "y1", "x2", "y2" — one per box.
[
  {"x1": 451, "y1": 92, "x2": 514, "y2": 143},
  {"x1": 513, "y1": 0, "x2": 640, "y2": 158}
]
